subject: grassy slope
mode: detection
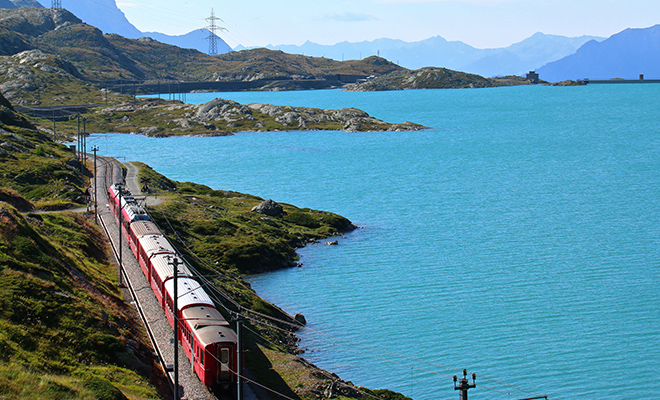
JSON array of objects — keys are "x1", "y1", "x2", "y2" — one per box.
[{"x1": 0, "y1": 99, "x2": 164, "y2": 399}]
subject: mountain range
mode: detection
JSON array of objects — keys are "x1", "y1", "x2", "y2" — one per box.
[
  {"x1": 1, "y1": 0, "x2": 660, "y2": 82},
  {"x1": 265, "y1": 33, "x2": 604, "y2": 77}
]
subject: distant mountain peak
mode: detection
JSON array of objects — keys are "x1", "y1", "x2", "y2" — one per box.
[
  {"x1": 537, "y1": 24, "x2": 660, "y2": 81},
  {"x1": 266, "y1": 33, "x2": 602, "y2": 76}
]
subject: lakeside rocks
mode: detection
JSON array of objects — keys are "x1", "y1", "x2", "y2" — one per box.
[
  {"x1": 88, "y1": 97, "x2": 429, "y2": 136},
  {"x1": 346, "y1": 66, "x2": 534, "y2": 91},
  {"x1": 197, "y1": 99, "x2": 429, "y2": 133}
]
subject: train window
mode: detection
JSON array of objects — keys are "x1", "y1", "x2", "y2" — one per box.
[
  {"x1": 200, "y1": 349, "x2": 204, "y2": 365},
  {"x1": 220, "y1": 348, "x2": 229, "y2": 365}
]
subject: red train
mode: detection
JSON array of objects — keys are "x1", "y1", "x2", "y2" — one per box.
[{"x1": 108, "y1": 183, "x2": 238, "y2": 388}]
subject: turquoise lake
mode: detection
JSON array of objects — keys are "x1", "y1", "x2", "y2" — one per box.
[{"x1": 97, "y1": 85, "x2": 659, "y2": 399}]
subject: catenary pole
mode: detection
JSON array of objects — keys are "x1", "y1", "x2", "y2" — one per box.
[
  {"x1": 237, "y1": 317, "x2": 243, "y2": 400},
  {"x1": 168, "y1": 256, "x2": 182, "y2": 400},
  {"x1": 453, "y1": 370, "x2": 476, "y2": 400},
  {"x1": 92, "y1": 146, "x2": 99, "y2": 221}
]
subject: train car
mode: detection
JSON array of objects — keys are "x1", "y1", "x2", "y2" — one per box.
[
  {"x1": 163, "y1": 277, "x2": 214, "y2": 327},
  {"x1": 129, "y1": 220, "x2": 161, "y2": 257},
  {"x1": 149, "y1": 253, "x2": 193, "y2": 307},
  {"x1": 108, "y1": 184, "x2": 149, "y2": 251},
  {"x1": 181, "y1": 306, "x2": 238, "y2": 387},
  {"x1": 135, "y1": 234, "x2": 176, "y2": 277}
]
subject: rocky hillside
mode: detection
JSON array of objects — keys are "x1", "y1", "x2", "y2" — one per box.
[
  {"x1": 0, "y1": 49, "x2": 117, "y2": 106},
  {"x1": 347, "y1": 67, "x2": 533, "y2": 91},
  {"x1": 0, "y1": 7, "x2": 403, "y2": 85}
]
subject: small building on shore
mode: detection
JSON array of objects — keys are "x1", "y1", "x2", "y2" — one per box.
[{"x1": 526, "y1": 71, "x2": 540, "y2": 84}]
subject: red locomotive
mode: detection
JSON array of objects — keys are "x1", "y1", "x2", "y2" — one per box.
[{"x1": 108, "y1": 183, "x2": 238, "y2": 388}]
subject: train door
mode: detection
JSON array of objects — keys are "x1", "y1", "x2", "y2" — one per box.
[{"x1": 217, "y1": 346, "x2": 232, "y2": 384}]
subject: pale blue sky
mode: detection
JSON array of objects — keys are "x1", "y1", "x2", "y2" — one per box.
[{"x1": 117, "y1": 0, "x2": 660, "y2": 49}]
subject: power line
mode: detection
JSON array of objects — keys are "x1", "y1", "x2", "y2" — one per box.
[
  {"x1": 205, "y1": 8, "x2": 227, "y2": 55},
  {"x1": 51, "y1": 0, "x2": 62, "y2": 10}
]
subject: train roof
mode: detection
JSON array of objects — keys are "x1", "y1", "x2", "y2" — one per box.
[
  {"x1": 151, "y1": 253, "x2": 193, "y2": 283},
  {"x1": 182, "y1": 306, "x2": 229, "y2": 329},
  {"x1": 123, "y1": 203, "x2": 149, "y2": 222},
  {"x1": 131, "y1": 220, "x2": 161, "y2": 238},
  {"x1": 164, "y1": 277, "x2": 214, "y2": 311},
  {"x1": 183, "y1": 306, "x2": 237, "y2": 347},
  {"x1": 197, "y1": 324, "x2": 237, "y2": 348},
  {"x1": 110, "y1": 184, "x2": 149, "y2": 222},
  {"x1": 138, "y1": 234, "x2": 176, "y2": 258}
]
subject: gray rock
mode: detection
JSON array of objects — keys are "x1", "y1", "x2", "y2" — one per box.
[
  {"x1": 275, "y1": 111, "x2": 300, "y2": 126},
  {"x1": 195, "y1": 98, "x2": 253, "y2": 123},
  {"x1": 294, "y1": 313, "x2": 306, "y2": 325},
  {"x1": 251, "y1": 199, "x2": 283, "y2": 217},
  {"x1": 139, "y1": 126, "x2": 160, "y2": 135}
]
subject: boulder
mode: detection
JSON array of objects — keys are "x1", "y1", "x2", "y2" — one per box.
[
  {"x1": 294, "y1": 313, "x2": 306, "y2": 325},
  {"x1": 251, "y1": 199, "x2": 283, "y2": 217}
]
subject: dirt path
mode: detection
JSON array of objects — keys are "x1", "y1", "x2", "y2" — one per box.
[{"x1": 123, "y1": 161, "x2": 163, "y2": 207}]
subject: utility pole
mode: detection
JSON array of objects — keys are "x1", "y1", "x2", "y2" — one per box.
[
  {"x1": 51, "y1": 0, "x2": 62, "y2": 10},
  {"x1": 81, "y1": 117, "x2": 87, "y2": 179},
  {"x1": 77, "y1": 114, "x2": 80, "y2": 161},
  {"x1": 453, "y1": 370, "x2": 476, "y2": 400},
  {"x1": 91, "y1": 146, "x2": 99, "y2": 222},
  {"x1": 168, "y1": 256, "x2": 182, "y2": 400},
  {"x1": 205, "y1": 8, "x2": 227, "y2": 55},
  {"x1": 236, "y1": 316, "x2": 243, "y2": 400},
  {"x1": 117, "y1": 185, "x2": 125, "y2": 288}
]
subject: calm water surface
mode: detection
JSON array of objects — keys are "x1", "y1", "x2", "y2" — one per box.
[{"x1": 99, "y1": 85, "x2": 660, "y2": 399}]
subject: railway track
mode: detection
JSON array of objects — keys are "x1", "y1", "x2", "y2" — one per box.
[{"x1": 90, "y1": 155, "x2": 220, "y2": 400}]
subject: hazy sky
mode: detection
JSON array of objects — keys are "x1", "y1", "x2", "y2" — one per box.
[{"x1": 116, "y1": 0, "x2": 660, "y2": 49}]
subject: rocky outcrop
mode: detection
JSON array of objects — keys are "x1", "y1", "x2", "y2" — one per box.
[
  {"x1": 251, "y1": 199, "x2": 284, "y2": 217},
  {"x1": 88, "y1": 97, "x2": 429, "y2": 135},
  {"x1": 0, "y1": 50, "x2": 82, "y2": 104},
  {"x1": 243, "y1": 101, "x2": 428, "y2": 132},
  {"x1": 0, "y1": 90, "x2": 34, "y2": 129},
  {"x1": 346, "y1": 66, "x2": 517, "y2": 91}
]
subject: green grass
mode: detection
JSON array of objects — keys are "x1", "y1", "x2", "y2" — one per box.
[
  {"x1": 0, "y1": 363, "x2": 160, "y2": 400},
  {"x1": 0, "y1": 205, "x2": 163, "y2": 399}
]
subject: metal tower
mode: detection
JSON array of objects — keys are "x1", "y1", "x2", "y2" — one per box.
[
  {"x1": 205, "y1": 8, "x2": 227, "y2": 55},
  {"x1": 51, "y1": 0, "x2": 62, "y2": 10}
]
